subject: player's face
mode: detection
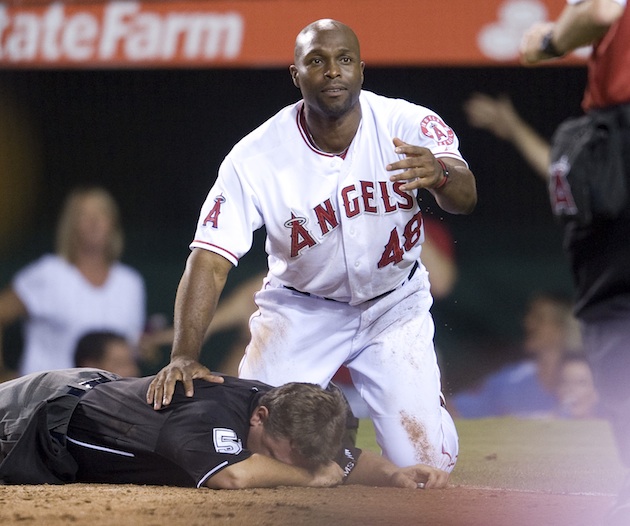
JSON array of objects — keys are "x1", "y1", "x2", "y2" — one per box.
[
  {"x1": 259, "y1": 431, "x2": 309, "y2": 467},
  {"x1": 290, "y1": 25, "x2": 364, "y2": 119},
  {"x1": 248, "y1": 407, "x2": 310, "y2": 468}
]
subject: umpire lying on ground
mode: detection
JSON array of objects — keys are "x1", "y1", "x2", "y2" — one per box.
[{"x1": 0, "y1": 369, "x2": 448, "y2": 489}]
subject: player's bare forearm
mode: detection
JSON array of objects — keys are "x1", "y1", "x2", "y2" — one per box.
[
  {"x1": 171, "y1": 249, "x2": 231, "y2": 360},
  {"x1": 205, "y1": 455, "x2": 343, "y2": 489},
  {"x1": 146, "y1": 249, "x2": 232, "y2": 409},
  {"x1": 430, "y1": 161, "x2": 477, "y2": 215}
]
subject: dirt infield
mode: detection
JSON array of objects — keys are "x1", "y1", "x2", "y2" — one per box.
[
  {"x1": 0, "y1": 482, "x2": 615, "y2": 526},
  {"x1": 1, "y1": 418, "x2": 621, "y2": 525}
]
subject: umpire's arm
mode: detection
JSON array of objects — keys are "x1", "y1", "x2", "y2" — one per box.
[{"x1": 204, "y1": 455, "x2": 343, "y2": 489}]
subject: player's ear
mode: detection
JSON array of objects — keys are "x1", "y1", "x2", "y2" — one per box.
[
  {"x1": 289, "y1": 65, "x2": 300, "y2": 88},
  {"x1": 360, "y1": 61, "x2": 365, "y2": 85},
  {"x1": 250, "y1": 405, "x2": 270, "y2": 426}
]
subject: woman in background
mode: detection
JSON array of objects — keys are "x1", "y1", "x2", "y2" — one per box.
[{"x1": 0, "y1": 186, "x2": 145, "y2": 378}]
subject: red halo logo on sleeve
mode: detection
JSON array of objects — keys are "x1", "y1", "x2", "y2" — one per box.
[{"x1": 420, "y1": 116, "x2": 455, "y2": 146}]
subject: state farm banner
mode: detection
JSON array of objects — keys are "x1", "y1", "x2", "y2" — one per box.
[{"x1": 0, "y1": 0, "x2": 584, "y2": 68}]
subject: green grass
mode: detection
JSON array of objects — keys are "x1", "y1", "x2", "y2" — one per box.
[{"x1": 356, "y1": 417, "x2": 625, "y2": 495}]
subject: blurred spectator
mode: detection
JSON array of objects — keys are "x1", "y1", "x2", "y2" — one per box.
[
  {"x1": 0, "y1": 186, "x2": 146, "y2": 377},
  {"x1": 74, "y1": 330, "x2": 140, "y2": 378},
  {"x1": 449, "y1": 291, "x2": 582, "y2": 418},
  {"x1": 555, "y1": 352, "x2": 601, "y2": 419}
]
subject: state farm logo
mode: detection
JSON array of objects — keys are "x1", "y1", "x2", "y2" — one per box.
[
  {"x1": 0, "y1": 2, "x2": 244, "y2": 65},
  {"x1": 420, "y1": 115, "x2": 454, "y2": 147}
]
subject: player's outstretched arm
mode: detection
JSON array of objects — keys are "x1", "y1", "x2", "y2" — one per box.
[
  {"x1": 345, "y1": 450, "x2": 449, "y2": 489},
  {"x1": 147, "y1": 249, "x2": 233, "y2": 409},
  {"x1": 205, "y1": 455, "x2": 344, "y2": 489}
]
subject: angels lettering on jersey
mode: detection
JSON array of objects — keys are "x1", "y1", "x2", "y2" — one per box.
[
  {"x1": 203, "y1": 180, "x2": 424, "y2": 270},
  {"x1": 283, "y1": 179, "x2": 423, "y2": 268}
]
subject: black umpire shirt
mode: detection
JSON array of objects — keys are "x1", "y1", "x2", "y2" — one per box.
[
  {"x1": 66, "y1": 376, "x2": 360, "y2": 487},
  {"x1": 67, "y1": 376, "x2": 274, "y2": 487}
]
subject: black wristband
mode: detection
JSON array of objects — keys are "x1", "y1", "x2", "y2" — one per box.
[{"x1": 540, "y1": 31, "x2": 563, "y2": 58}]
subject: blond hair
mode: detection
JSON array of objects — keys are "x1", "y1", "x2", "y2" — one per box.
[{"x1": 55, "y1": 186, "x2": 124, "y2": 265}]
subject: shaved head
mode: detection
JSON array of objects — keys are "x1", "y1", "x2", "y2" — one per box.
[
  {"x1": 294, "y1": 19, "x2": 361, "y2": 62},
  {"x1": 289, "y1": 17, "x2": 364, "y2": 133}
]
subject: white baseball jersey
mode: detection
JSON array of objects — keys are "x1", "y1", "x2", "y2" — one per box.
[{"x1": 191, "y1": 90, "x2": 466, "y2": 305}]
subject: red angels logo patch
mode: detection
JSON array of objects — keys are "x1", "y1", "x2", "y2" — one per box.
[
  {"x1": 203, "y1": 194, "x2": 226, "y2": 228},
  {"x1": 420, "y1": 115, "x2": 455, "y2": 146}
]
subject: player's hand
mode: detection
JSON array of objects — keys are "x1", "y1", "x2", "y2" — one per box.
[
  {"x1": 309, "y1": 462, "x2": 344, "y2": 488},
  {"x1": 386, "y1": 138, "x2": 446, "y2": 192},
  {"x1": 146, "y1": 357, "x2": 224, "y2": 410},
  {"x1": 388, "y1": 464, "x2": 450, "y2": 489}
]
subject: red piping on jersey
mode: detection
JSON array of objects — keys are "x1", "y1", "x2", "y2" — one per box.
[
  {"x1": 296, "y1": 103, "x2": 348, "y2": 159},
  {"x1": 191, "y1": 240, "x2": 239, "y2": 262}
]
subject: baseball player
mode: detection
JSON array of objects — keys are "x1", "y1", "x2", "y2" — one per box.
[
  {"x1": 0, "y1": 368, "x2": 449, "y2": 489},
  {"x1": 148, "y1": 19, "x2": 477, "y2": 472}
]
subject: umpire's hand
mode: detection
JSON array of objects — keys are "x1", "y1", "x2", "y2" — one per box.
[{"x1": 147, "y1": 357, "x2": 224, "y2": 410}]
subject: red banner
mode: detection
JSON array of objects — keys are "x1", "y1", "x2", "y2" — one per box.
[{"x1": 0, "y1": 0, "x2": 586, "y2": 68}]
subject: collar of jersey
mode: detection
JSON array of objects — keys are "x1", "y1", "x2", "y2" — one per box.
[{"x1": 296, "y1": 103, "x2": 350, "y2": 159}]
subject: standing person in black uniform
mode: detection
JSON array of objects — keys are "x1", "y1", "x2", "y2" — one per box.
[
  {"x1": 0, "y1": 368, "x2": 449, "y2": 490},
  {"x1": 520, "y1": 1, "x2": 630, "y2": 523}
]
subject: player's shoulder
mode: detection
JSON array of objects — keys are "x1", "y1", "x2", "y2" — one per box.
[
  {"x1": 361, "y1": 90, "x2": 440, "y2": 126},
  {"x1": 228, "y1": 101, "x2": 301, "y2": 160},
  {"x1": 361, "y1": 90, "x2": 430, "y2": 113}
]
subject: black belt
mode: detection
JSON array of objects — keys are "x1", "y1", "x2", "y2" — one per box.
[
  {"x1": 65, "y1": 372, "x2": 116, "y2": 397},
  {"x1": 285, "y1": 261, "x2": 419, "y2": 302}
]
